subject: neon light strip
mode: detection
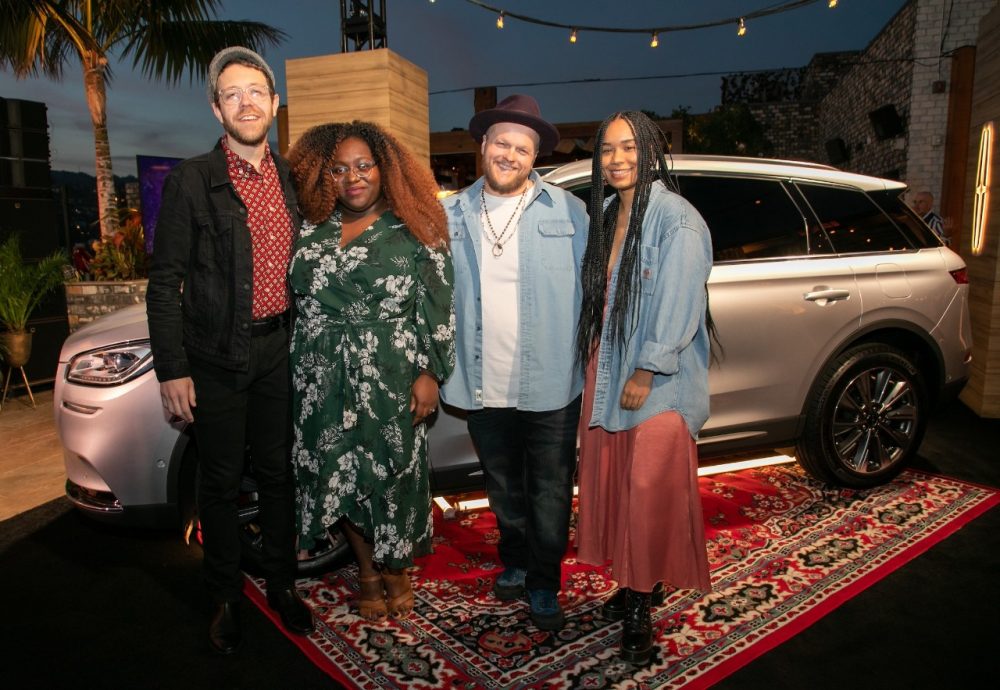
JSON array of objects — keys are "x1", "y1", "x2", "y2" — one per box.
[
  {"x1": 971, "y1": 122, "x2": 993, "y2": 256},
  {"x1": 432, "y1": 454, "x2": 797, "y2": 516}
]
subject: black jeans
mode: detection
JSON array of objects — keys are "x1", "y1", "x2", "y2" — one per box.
[
  {"x1": 466, "y1": 396, "x2": 581, "y2": 592},
  {"x1": 190, "y1": 326, "x2": 296, "y2": 604}
]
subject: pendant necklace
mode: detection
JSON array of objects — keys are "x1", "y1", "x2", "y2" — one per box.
[{"x1": 481, "y1": 183, "x2": 528, "y2": 258}]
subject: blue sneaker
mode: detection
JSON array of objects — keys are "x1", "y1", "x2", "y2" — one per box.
[
  {"x1": 527, "y1": 588, "x2": 565, "y2": 631},
  {"x1": 493, "y1": 567, "x2": 527, "y2": 601}
]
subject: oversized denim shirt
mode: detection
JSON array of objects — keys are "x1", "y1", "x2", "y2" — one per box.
[
  {"x1": 440, "y1": 171, "x2": 589, "y2": 411},
  {"x1": 587, "y1": 181, "x2": 713, "y2": 437}
]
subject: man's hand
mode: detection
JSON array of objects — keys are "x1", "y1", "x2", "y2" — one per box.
[
  {"x1": 410, "y1": 372, "x2": 440, "y2": 426},
  {"x1": 620, "y1": 369, "x2": 654, "y2": 411},
  {"x1": 160, "y1": 377, "x2": 196, "y2": 423}
]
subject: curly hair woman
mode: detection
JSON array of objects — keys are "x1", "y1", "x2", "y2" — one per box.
[
  {"x1": 286, "y1": 121, "x2": 455, "y2": 622},
  {"x1": 575, "y1": 112, "x2": 713, "y2": 665}
]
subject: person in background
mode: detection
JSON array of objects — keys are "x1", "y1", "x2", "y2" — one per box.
[
  {"x1": 146, "y1": 47, "x2": 313, "y2": 655},
  {"x1": 575, "y1": 111, "x2": 713, "y2": 666},
  {"x1": 911, "y1": 190, "x2": 949, "y2": 245},
  {"x1": 286, "y1": 121, "x2": 455, "y2": 623},
  {"x1": 440, "y1": 94, "x2": 589, "y2": 632}
]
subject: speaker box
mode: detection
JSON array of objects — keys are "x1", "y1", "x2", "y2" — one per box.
[
  {"x1": 825, "y1": 137, "x2": 850, "y2": 165},
  {"x1": 868, "y1": 105, "x2": 905, "y2": 140}
]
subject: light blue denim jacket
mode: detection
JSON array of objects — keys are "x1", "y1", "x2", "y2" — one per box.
[
  {"x1": 440, "y1": 171, "x2": 589, "y2": 411},
  {"x1": 587, "y1": 180, "x2": 713, "y2": 437}
]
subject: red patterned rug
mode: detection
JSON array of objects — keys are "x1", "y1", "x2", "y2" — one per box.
[{"x1": 245, "y1": 465, "x2": 999, "y2": 689}]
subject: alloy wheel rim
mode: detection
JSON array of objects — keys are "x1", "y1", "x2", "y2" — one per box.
[{"x1": 831, "y1": 366, "x2": 918, "y2": 475}]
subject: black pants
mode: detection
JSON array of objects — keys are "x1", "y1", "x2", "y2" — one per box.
[
  {"x1": 190, "y1": 327, "x2": 296, "y2": 604},
  {"x1": 466, "y1": 396, "x2": 581, "y2": 592}
]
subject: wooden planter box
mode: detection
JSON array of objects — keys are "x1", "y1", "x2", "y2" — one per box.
[{"x1": 64, "y1": 279, "x2": 148, "y2": 333}]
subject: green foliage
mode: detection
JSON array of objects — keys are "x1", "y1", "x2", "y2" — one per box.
[
  {"x1": 672, "y1": 104, "x2": 773, "y2": 157},
  {"x1": 87, "y1": 210, "x2": 149, "y2": 281},
  {"x1": 0, "y1": 235, "x2": 68, "y2": 333}
]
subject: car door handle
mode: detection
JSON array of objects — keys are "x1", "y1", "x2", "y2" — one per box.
[{"x1": 803, "y1": 287, "x2": 851, "y2": 305}]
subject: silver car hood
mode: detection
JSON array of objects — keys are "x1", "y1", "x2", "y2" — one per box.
[{"x1": 59, "y1": 304, "x2": 150, "y2": 362}]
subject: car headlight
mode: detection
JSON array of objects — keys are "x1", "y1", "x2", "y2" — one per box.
[{"x1": 67, "y1": 340, "x2": 154, "y2": 386}]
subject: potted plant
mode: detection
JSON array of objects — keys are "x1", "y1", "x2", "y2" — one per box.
[{"x1": 0, "y1": 235, "x2": 67, "y2": 369}]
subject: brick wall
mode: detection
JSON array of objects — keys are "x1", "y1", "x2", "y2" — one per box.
[
  {"x1": 905, "y1": 0, "x2": 996, "y2": 201},
  {"x1": 64, "y1": 280, "x2": 147, "y2": 332}
]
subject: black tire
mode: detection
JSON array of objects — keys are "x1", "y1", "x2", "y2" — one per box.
[
  {"x1": 797, "y1": 343, "x2": 927, "y2": 488},
  {"x1": 236, "y1": 468, "x2": 354, "y2": 577},
  {"x1": 184, "y1": 441, "x2": 353, "y2": 576}
]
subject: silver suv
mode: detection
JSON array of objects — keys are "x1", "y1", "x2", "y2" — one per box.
[{"x1": 55, "y1": 155, "x2": 971, "y2": 573}]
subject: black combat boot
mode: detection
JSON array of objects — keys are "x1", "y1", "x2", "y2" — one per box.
[
  {"x1": 620, "y1": 589, "x2": 654, "y2": 665},
  {"x1": 602, "y1": 582, "x2": 665, "y2": 621}
]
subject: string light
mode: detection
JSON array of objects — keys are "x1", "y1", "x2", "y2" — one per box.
[
  {"x1": 650, "y1": 32, "x2": 659, "y2": 48},
  {"x1": 570, "y1": 28, "x2": 578, "y2": 43},
  {"x1": 738, "y1": 17, "x2": 747, "y2": 36},
  {"x1": 458, "y1": 0, "x2": 838, "y2": 43}
]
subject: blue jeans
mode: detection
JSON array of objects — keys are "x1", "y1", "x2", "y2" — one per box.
[{"x1": 466, "y1": 396, "x2": 581, "y2": 592}]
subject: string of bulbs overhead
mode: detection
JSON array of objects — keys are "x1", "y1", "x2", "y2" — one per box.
[{"x1": 430, "y1": 0, "x2": 841, "y2": 48}]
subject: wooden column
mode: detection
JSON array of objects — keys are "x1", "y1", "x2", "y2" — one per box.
[
  {"x1": 959, "y1": 5, "x2": 1000, "y2": 418},
  {"x1": 940, "y1": 46, "x2": 977, "y2": 250},
  {"x1": 284, "y1": 49, "x2": 429, "y2": 163}
]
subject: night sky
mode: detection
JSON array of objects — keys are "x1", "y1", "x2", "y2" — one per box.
[{"x1": 0, "y1": 0, "x2": 908, "y2": 174}]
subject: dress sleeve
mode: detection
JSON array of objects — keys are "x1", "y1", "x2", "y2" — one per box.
[
  {"x1": 635, "y1": 201, "x2": 713, "y2": 376},
  {"x1": 414, "y1": 241, "x2": 456, "y2": 383}
]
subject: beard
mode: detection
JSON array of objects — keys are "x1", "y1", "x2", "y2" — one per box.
[
  {"x1": 483, "y1": 158, "x2": 531, "y2": 195},
  {"x1": 221, "y1": 106, "x2": 272, "y2": 147}
]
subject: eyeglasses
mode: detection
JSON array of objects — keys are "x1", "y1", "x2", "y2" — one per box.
[
  {"x1": 217, "y1": 85, "x2": 271, "y2": 107},
  {"x1": 329, "y1": 160, "x2": 378, "y2": 180}
]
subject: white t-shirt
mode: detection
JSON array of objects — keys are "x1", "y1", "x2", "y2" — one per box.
[{"x1": 479, "y1": 187, "x2": 528, "y2": 407}]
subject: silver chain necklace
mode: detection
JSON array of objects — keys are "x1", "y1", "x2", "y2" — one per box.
[{"x1": 481, "y1": 183, "x2": 528, "y2": 258}]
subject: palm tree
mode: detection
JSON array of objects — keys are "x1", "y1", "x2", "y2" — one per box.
[{"x1": 0, "y1": 1, "x2": 285, "y2": 238}]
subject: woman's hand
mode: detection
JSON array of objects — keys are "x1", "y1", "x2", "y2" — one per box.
[
  {"x1": 410, "y1": 371, "x2": 440, "y2": 425},
  {"x1": 620, "y1": 369, "x2": 654, "y2": 411}
]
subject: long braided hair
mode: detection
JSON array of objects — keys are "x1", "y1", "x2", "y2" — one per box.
[
  {"x1": 575, "y1": 111, "x2": 681, "y2": 369},
  {"x1": 287, "y1": 121, "x2": 448, "y2": 248}
]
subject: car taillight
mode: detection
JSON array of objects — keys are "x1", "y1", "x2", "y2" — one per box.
[{"x1": 949, "y1": 268, "x2": 968, "y2": 284}]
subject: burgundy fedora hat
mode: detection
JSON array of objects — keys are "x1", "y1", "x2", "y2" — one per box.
[{"x1": 468, "y1": 94, "x2": 560, "y2": 156}]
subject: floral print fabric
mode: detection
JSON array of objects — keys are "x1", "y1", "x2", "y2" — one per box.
[{"x1": 289, "y1": 210, "x2": 455, "y2": 567}]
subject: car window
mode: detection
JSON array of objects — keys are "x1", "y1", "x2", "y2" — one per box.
[
  {"x1": 867, "y1": 189, "x2": 940, "y2": 248},
  {"x1": 676, "y1": 176, "x2": 811, "y2": 262},
  {"x1": 795, "y1": 183, "x2": 914, "y2": 253}
]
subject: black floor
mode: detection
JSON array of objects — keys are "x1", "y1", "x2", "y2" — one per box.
[{"x1": 2, "y1": 398, "x2": 997, "y2": 689}]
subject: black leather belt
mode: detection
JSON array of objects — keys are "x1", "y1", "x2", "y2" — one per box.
[{"x1": 250, "y1": 310, "x2": 289, "y2": 337}]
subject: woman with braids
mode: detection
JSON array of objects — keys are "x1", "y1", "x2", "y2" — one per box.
[
  {"x1": 286, "y1": 121, "x2": 455, "y2": 622},
  {"x1": 575, "y1": 111, "x2": 713, "y2": 665}
]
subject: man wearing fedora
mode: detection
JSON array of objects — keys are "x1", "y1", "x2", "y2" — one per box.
[
  {"x1": 147, "y1": 46, "x2": 313, "y2": 654},
  {"x1": 440, "y1": 94, "x2": 588, "y2": 631}
]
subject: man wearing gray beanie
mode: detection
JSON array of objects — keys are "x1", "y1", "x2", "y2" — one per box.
[{"x1": 147, "y1": 46, "x2": 313, "y2": 654}]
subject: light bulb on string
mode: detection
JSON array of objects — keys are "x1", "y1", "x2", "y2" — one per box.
[
  {"x1": 829, "y1": 0, "x2": 838, "y2": 7},
  {"x1": 497, "y1": 12, "x2": 504, "y2": 29},
  {"x1": 650, "y1": 32, "x2": 659, "y2": 48},
  {"x1": 570, "y1": 28, "x2": 578, "y2": 43},
  {"x1": 738, "y1": 18, "x2": 747, "y2": 36}
]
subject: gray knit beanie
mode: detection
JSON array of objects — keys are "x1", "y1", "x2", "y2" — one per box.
[{"x1": 206, "y1": 46, "x2": 276, "y2": 103}]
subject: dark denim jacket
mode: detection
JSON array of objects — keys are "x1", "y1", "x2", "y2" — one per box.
[{"x1": 146, "y1": 141, "x2": 300, "y2": 382}]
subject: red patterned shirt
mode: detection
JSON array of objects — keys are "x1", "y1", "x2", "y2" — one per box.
[{"x1": 221, "y1": 136, "x2": 294, "y2": 320}]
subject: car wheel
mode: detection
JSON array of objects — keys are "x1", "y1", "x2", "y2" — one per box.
[
  {"x1": 236, "y1": 468, "x2": 353, "y2": 577},
  {"x1": 797, "y1": 343, "x2": 927, "y2": 488},
  {"x1": 185, "y1": 442, "x2": 353, "y2": 577}
]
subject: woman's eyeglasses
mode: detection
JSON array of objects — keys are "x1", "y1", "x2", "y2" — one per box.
[{"x1": 329, "y1": 161, "x2": 378, "y2": 180}]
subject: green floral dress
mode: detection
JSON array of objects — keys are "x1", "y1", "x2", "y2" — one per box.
[{"x1": 289, "y1": 209, "x2": 455, "y2": 568}]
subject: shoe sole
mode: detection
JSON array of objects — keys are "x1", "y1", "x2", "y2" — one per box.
[
  {"x1": 493, "y1": 583, "x2": 525, "y2": 602},
  {"x1": 620, "y1": 644, "x2": 653, "y2": 666},
  {"x1": 530, "y1": 611, "x2": 565, "y2": 631}
]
